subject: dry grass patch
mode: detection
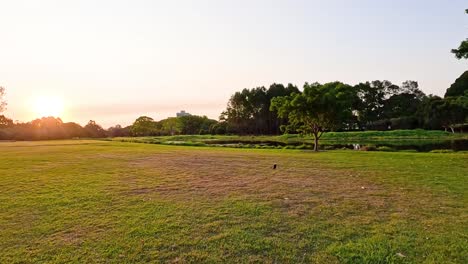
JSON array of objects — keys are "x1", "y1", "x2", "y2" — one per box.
[{"x1": 126, "y1": 149, "x2": 416, "y2": 222}]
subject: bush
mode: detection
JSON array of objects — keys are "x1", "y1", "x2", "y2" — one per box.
[
  {"x1": 389, "y1": 117, "x2": 419, "y2": 130},
  {"x1": 399, "y1": 149, "x2": 418, "y2": 153},
  {"x1": 295, "y1": 144, "x2": 307, "y2": 149},
  {"x1": 360, "y1": 144, "x2": 377, "y2": 151},
  {"x1": 377, "y1": 146, "x2": 395, "y2": 152},
  {"x1": 430, "y1": 149, "x2": 455, "y2": 153},
  {"x1": 323, "y1": 145, "x2": 336, "y2": 150}
]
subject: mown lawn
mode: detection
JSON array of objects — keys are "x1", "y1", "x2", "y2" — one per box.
[{"x1": 0, "y1": 140, "x2": 467, "y2": 263}]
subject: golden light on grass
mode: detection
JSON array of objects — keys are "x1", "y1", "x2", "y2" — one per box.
[{"x1": 32, "y1": 96, "x2": 64, "y2": 118}]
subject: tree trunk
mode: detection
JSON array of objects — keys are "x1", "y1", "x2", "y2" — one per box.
[
  {"x1": 450, "y1": 126, "x2": 455, "y2": 134},
  {"x1": 313, "y1": 133, "x2": 319, "y2": 152}
]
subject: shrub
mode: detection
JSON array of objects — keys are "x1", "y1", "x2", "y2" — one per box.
[
  {"x1": 430, "y1": 149, "x2": 455, "y2": 153},
  {"x1": 377, "y1": 146, "x2": 395, "y2": 152},
  {"x1": 399, "y1": 149, "x2": 418, "y2": 153},
  {"x1": 295, "y1": 144, "x2": 307, "y2": 149},
  {"x1": 360, "y1": 144, "x2": 377, "y2": 151}
]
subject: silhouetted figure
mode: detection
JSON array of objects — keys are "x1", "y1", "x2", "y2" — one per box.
[{"x1": 273, "y1": 164, "x2": 277, "y2": 169}]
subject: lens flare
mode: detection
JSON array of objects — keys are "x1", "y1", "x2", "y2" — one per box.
[{"x1": 32, "y1": 96, "x2": 64, "y2": 118}]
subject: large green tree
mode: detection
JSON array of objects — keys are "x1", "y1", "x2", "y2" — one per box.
[
  {"x1": 382, "y1": 81, "x2": 426, "y2": 123},
  {"x1": 63, "y1": 122, "x2": 88, "y2": 138},
  {"x1": 177, "y1": 115, "x2": 217, "y2": 135},
  {"x1": 130, "y1": 116, "x2": 158, "y2": 136},
  {"x1": 220, "y1": 87, "x2": 267, "y2": 134},
  {"x1": 221, "y1": 83, "x2": 299, "y2": 134},
  {"x1": 417, "y1": 95, "x2": 444, "y2": 130},
  {"x1": 353, "y1": 80, "x2": 426, "y2": 130},
  {"x1": 271, "y1": 82, "x2": 356, "y2": 151},
  {"x1": 85, "y1": 120, "x2": 107, "y2": 138},
  {"x1": 451, "y1": 9, "x2": 468, "y2": 59},
  {"x1": 108, "y1": 124, "x2": 130, "y2": 137},
  {"x1": 159, "y1": 117, "x2": 180, "y2": 135},
  {"x1": 417, "y1": 94, "x2": 468, "y2": 132},
  {"x1": 354, "y1": 80, "x2": 399, "y2": 129},
  {"x1": 266, "y1": 83, "x2": 300, "y2": 133},
  {"x1": 445, "y1": 71, "x2": 468, "y2": 97},
  {"x1": 439, "y1": 96, "x2": 468, "y2": 133}
]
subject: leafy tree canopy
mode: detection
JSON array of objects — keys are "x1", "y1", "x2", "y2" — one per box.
[
  {"x1": 0, "y1": 115, "x2": 13, "y2": 128},
  {"x1": 445, "y1": 71, "x2": 468, "y2": 98},
  {"x1": 130, "y1": 116, "x2": 158, "y2": 136},
  {"x1": 271, "y1": 82, "x2": 357, "y2": 151},
  {"x1": 451, "y1": 9, "x2": 468, "y2": 59},
  {"x1": 221, "y1": 83, "x2": 299, "y2": 134},
  {"x1": 85, "y1": 120, "x2": 106, "y2": 138}
]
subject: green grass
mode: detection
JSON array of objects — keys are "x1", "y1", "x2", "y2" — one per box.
[
  {"x1": 110, "y1": 130, "x2": 468, "y2": 151},
  {"x1": 0, "y1": 140, "x2": 467, "y2": 263}
]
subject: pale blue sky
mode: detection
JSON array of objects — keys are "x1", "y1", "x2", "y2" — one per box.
[{"x1": 0, "y1": 0, "x2": 466, "y2": 127}]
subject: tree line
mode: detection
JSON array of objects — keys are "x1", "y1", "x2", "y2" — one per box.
[
  {"x1": 221, "y1": 72, "x2": 468, "y2": 135},
  {"x1": 129, "y1": 115, "x2": 218, "y2": 136},
  {"x1": 0, "y1": 70, "x2": 467, "y2": 142},
  {"x1": 0, "y1": 117, "x2": 108, "y2": 140},
  {"x1": 0, "y1": 114, "x2": 219, "y2": 140},
  {"x1": 1, "y1": 9, "x2": 467, "y2": 143}
]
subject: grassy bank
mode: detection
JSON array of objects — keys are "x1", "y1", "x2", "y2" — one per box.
[
  {"x1": 0, "y1": 140, "x2": 467, "y2": 263},
  {"x1": 111, "y1": 130, "x2": 468, "y2": 151}
]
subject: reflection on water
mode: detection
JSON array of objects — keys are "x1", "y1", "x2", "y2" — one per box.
[
  {"x1": 321, "y1": 139, "x2": 468, "y2": 152},
  {"x1": 205, "y1": 139, "x2": 468, "y2": 152}
]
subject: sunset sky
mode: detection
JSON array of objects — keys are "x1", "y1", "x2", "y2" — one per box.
[{"x1": 1, "y1": 0, "x2": 466, "y2": 127}]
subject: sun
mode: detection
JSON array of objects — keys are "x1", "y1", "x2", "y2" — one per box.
[{"x1": 32, "y1": 96, "x2": 65, "y2": 118}]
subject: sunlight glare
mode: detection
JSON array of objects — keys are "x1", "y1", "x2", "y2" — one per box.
[{"x1": 32, "y1": 96, "x2": 65, "y2": 118}]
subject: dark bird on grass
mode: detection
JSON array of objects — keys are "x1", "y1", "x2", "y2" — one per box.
[{"x1": 273, "y1": 164, "x2": 277, "y2": 169}]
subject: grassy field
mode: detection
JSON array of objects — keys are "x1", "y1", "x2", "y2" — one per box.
[{"x1": 0, "y1": 140, "x2": 467, "y2": 263}]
